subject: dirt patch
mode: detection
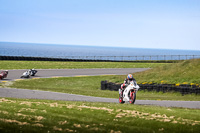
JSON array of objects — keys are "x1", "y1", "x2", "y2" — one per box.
[
  {"x1": 0, "y1": 98, "x2": 16, "y2": 103},
  {"x1": 18, "y1": 108, "x2": 37, "y2": 112},
  {"x1": 32, "y1": 123, "x2": 44, "y2": 127},
  {"x1": 78, "y1": 105, "x2": 113, "y2": 113},
  {"x1": 0, "y1": 118, "x2": 30, "y2": 126},
  {"x1": 114, "y1": 109, "x2": 200, "y2": 126},
  {"x1": 58, "y1": 120, "x2": 68, "y2": 125},
  {"x1": 74, "y1": 124, "x2": 81, "y2": 128},
  {"x1": 0, "y1": 110, "x2": 9, "y2": 114},
  {"x1": 53, "y1": 126, "x2": 62, "y2": 131}
]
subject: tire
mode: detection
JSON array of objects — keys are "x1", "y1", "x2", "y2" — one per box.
[
  {"x1": 129, "y1": 91, "x2": 136, "y2": 104},
  {"x1": 119, "y1": 93, "x2": 125, "y2": 104}
]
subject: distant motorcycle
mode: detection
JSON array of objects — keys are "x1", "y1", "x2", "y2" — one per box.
[
  {"x1": 21, "y1": 69, "x2": 37, "y2": 78},
  {"x1": 0, "y1": 70, "x2": 8, "y2": 80},
  {"x1": 21, "y1": 71, "x2": 30, "y2": 78},
  {"x1": 29, "y1": 69, "x2": 37, "y2": 76},
  {"x1": 119, "y1": 80, "x2": 139, "y2": 104}
]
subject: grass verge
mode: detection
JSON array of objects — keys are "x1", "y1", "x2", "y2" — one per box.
[
  {"x1": 0, "y1": 97, "x2": 199, "y2": 133},
  {"x1": 134, "y1": 59, "x2": 200, "y2": 84},
  {"x1": 0, "y1": 60, "x2": 169, "y2": 69},
  {"x1": 6, "y1": 75, "x2": 200, "y2": 101}
]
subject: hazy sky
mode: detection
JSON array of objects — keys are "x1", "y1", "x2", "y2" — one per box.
[{"x1": 0, "y1": 0, "x2": 200, "y2": 50}]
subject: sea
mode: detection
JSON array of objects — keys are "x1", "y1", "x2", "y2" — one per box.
[{"x1": 0, "y1": 42, "x2": 200, "y2": 61}]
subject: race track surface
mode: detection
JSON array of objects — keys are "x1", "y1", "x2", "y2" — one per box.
[
  {"x1": 0, "y1": 88, "x2": 199, "y2": 109},
  {"x1": 1, "y1": 68, "x2": 200, "y2": 109},
  {"x1": 3, "y1": 68, "x2": 150, "y2": 81}
]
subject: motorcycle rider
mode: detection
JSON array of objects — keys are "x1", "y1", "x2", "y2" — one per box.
[{"x1": 120, "y1": 74, "x2": 136, "y2": 96}]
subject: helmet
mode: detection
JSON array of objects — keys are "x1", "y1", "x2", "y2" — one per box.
[{"x1": 127, "y1": 74, "x2": 133, "y2": 80}]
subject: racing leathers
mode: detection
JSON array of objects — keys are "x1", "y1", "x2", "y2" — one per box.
[{"x1": 121, "y1": 78, "x2": 136, "y2": 90}]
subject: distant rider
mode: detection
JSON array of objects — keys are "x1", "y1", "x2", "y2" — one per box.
[{"x1": 120, "y1": 74, "x2": 136, "y2": 95}]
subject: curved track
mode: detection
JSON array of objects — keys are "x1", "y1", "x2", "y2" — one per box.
[
  {"x1": 0, "y1": 68, "x2": 200, "y2": 109},
  {"x1": 0, "y1": 88, "x2": 199, "y2": 109},
  {"x1": 2, "y1": 68, "x2": 149, "y2": 81}
]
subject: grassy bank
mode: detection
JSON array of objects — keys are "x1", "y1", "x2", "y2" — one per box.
[
  {"x1": 134, "y1": 59, "x2": 200, "y2": 84},
  {"x1": 0, "y1": 98, "x2": 199, "y2": 133},
  {"x1": 6, "y1": 76, "x2": 200, "y2": 101},
  {"x1": 0, "y1": 60, "x2": 169, "y2": 69}
]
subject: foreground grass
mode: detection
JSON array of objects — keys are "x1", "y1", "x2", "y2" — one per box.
[
  {"x1": 0, "y1": 60, "x2": 168, "y2": 69},
  {"x1": 7, "y1": 76, "x2": 200, "y2": 101},
  {"x1": 0, "y1": 97, "x2": 199, "y2": 133}
]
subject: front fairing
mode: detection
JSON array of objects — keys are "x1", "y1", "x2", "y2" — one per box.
[{"x1": 129, "y1": 81, "x2": 140, "y2": 90}]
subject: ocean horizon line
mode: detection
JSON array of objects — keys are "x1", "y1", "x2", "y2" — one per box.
[{"x1": 1, "y1": 41, "x2": 200, "y2": 52}]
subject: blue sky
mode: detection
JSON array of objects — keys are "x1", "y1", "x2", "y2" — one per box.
[{"x1": 0, "y1": 0, "x2": 200, "y2": 50}]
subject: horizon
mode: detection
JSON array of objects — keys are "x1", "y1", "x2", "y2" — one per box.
[
  {"x1": 1, "y1": 41, "x2": 200, "y2": 52},
  {"x1": 0, "y1": 0, "x2": 200, "y2": 51}
]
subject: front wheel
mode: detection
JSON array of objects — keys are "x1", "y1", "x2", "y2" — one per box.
[
  {"x1": 129, "y1": 91, "x2": 136, "y2": 104},
  {"x1": 119, "y1": 94, "x2": 125, "y2": 104}
]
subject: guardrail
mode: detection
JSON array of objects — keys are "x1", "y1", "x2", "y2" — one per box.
[
  {"x1": 0, "y1": 55, "x2": 200, "y2": 62},
  {"x1": 54, "y1": 55, "x2": 200, "y2": 61},
  {"x1": 101, "y1": 81, "x2": 200, "y2": 95}
]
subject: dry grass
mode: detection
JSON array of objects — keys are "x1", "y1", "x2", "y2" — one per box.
[{"x1": 0, "y1": 97, "x2": 200, "y2": 133}]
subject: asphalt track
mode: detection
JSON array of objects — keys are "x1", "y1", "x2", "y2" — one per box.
[
  {"x1": 0, "y1": 68, "x2": 200, "y2": 109},
  {"x1": 0, "y1": 88, "x2": 200, "y2": 109},
  {"x1": 2, "y1": 68, "x2": 149, "y2": 81}
]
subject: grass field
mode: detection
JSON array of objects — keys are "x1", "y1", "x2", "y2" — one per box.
[
  {"x1": 0, "y1": 60, "x2": 169, "y2": 69},
  {"x1": 134, "y1": 59, "x2": 200, "y2": 84},
  {"x1": 0, "y1": 97, "x2": 200, "y2": 133}
]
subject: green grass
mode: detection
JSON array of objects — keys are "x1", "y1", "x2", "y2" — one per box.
[
  {"x1": 6, "y1": 75, "x2": 200, "y2": 101},
  {"x1": 0, "y1": 97, "x2": 200, "y2": 133},
  {"x1": 134, "y1": 59, "x2": 200, "y2": 84},
  {"x1": 0, "y1": 60, "x2": 169, "y2": 69}
]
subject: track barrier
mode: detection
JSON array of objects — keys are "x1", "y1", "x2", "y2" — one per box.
[
  {"x1": 1, "y1": 55, "x2": 199, "y2": 62},
  {"x1": 101, "y1": 81, "x2": 200, "y2": 95}
]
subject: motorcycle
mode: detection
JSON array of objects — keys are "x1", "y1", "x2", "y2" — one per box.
[
  {"x1": 29, "y1": 69, "x2": 37, "y2": 76},
  {"x1": 119, "y1": 80, "x2": 139, "y2": 104},
  {"x1": 20, "y1": 69, "x2": 37, "y2": 78},
  {"x1": 21, "y1": 71, "x2": 30, "y2": 78},
  {"x1": 0, "y1": 70, "x2": 8, "y2": 80}
]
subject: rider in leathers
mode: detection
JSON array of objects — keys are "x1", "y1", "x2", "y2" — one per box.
[{"x1": 120, "y1": 74, "x2": 136, "y2": 96}]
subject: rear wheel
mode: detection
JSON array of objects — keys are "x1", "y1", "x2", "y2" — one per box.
[{"x1": 129, "y1": 91, "x2": 136, "y2": 104}]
